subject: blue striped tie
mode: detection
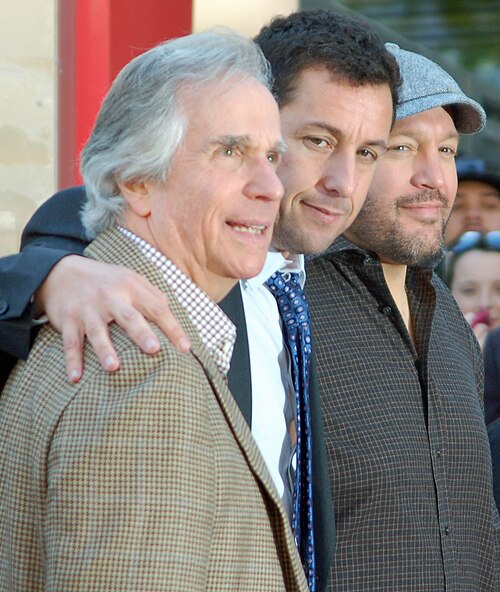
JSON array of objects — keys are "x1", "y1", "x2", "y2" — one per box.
[{"x1": 265, "y1": 270, "x2": 316, "y2": 591}]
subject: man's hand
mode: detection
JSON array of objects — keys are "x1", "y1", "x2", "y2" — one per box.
[{"x1": 36, "y1": 255, "x2": 191, "y2": 383}]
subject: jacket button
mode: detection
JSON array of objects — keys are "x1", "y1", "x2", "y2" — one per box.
[{"x1": 0, "y1": 300, "x2": 9, "y2": 315}]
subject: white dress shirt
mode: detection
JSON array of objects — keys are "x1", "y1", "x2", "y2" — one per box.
[
  {"x1": 240, "y1": 251, "x2": 305, "y2": 517},
  {"x1": 118, "y1": 227, "x2": 236, "y2": 376}
]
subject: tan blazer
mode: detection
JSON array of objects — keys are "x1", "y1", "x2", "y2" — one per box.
[{"x1": 0, "y1": 228, "x2": 309, "y2": 592}]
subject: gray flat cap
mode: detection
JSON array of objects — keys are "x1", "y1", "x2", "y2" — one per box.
[{"x1": 386, "y1": 43, "x2": 486, "y2": 134}]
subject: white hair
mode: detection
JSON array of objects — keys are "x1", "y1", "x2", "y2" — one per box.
[{"x1": 80, "y1": 28, "x2": 273, "y2": 238}]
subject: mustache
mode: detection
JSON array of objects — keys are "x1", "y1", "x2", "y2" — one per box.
[{"x1": 396, "y1": 189, "x2": 449, "y2": 208}]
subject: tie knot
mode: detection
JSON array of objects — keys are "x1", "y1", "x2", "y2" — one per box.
[
  {"x1": 265, "y1": 271, "x2": 300, "y2": 294},
  {"x1": 265, "y1": 271, "x2": 309, "y2": 331}
]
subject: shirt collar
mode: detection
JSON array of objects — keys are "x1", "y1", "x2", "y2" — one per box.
[
  {"x1": 241, "y1": 250, "x2": 305, "y2": 291},
  {"x1": 116, "y1": 226, "x2": 236, "y2": 376},
  {"x1": 308, "y1": 236, "x2": 444, "y2": 271}
]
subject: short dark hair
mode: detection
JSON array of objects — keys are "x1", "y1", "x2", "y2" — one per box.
[{"x1": 255, "y1": 9, "x2": 401, "y2": 114}]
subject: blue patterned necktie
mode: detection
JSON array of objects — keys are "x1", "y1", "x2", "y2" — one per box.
[{"x1": 265, "y1": 270, "x2": 316, "y2": 592}]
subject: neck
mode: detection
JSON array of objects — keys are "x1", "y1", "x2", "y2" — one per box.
[
  {"x1": 381, "y1": 262, "x2": 414, "y2": 340},
  {"x1": 122, "y1": 218, "x2": 235, "y2": 303},
  {"x1": 381, "y1": 261, "x2": 407, "y2": 299}
]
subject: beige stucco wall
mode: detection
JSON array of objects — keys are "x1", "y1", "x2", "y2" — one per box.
[
  {"x1": 0, "y1": 0, "x2": 56, "y2": 256},
  {"x1": 193, "y1": 0, "x2": 298, "y2": 36}
]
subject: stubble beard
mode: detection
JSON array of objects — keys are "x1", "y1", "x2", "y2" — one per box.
[{"x1": 347, "y1": 189, "x2": 450, "y2": 267}]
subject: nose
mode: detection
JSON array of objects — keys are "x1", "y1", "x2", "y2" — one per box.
[
  {"x1": 411, "y1": 154, "x2": 446, "y2": 191},
  {"x1": 243, "y1": 158, "x2": 284, "y2": 203},
  {"x1": 320, "y1": 152, "x2": 356, "y2": 198},
  {"x1": 464, "y1": 207, "x2": 482, "y2": 223},
  {"x1": 477, "y1": 287, "x2": 493, "y2": 311}
]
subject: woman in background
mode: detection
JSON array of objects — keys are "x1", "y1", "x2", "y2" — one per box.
[{"x1": 446, "y1": 230, "x2": 500, "y2": 425}]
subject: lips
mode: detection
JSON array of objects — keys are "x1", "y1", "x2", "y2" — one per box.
[
  {"x1": 464, "y1": 223, "x2": 484, "y2": 232},
  {"x1": 301, "y1": 201, "x2": 350, "y2": 218},
  {"x1": 227, "y1": 222, "x2": 268, "y2": 235},
  {"x1": 403, "y1": 201, "x2": 442, "y2": 209},
  {"x1": 400, "y1": 201, "x2": 445, "y2": 218}
]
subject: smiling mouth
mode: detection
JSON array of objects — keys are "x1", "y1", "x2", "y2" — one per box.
[
  {"x1": 229, "y1": 223, "x2": 267, "y2": 235},
  {"x1": 302, "y1": 201, "x2": 349, "y2": 218}
]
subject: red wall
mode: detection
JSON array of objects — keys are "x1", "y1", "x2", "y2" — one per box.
[{"x1": 58, "y1": 0, "x2": 192, "y2": 187}]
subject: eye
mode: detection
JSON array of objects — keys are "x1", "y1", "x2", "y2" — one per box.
[
  {"x1": 459, "y1": 287, "x2": 478, "y2": 296},
  {"x1": 358, "y1": 148, "x2": 378, "y2": 161},
  {"x1": 389, "y1": 144, "x2": 409, "y2": 152},
  {"x1": 267, "y1": 152, "x2": 280, "y2": 164},
  {"x1": 440, "y1": 146, "x2": 457, "y2": 156},
  {"x1": 220, "y1": 145, "x2": 240, "y2": 157},
  {"x1": 304, "y1": 137, "x2": 331, "y2": 150},
  {"x1": 483, "y1": 201, "x2": 500, "y2": 211}
]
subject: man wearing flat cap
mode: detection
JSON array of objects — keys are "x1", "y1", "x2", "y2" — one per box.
[{"x1": 306, "y1": 43, "x2": 500, "y2": 589}]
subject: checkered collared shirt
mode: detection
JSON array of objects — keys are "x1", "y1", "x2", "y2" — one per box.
[
  {"x1": 305, "y1": 236, "x2": 500, "y2": 591},
  {"x1": 118, "y1": 227, "x2": 236, "y2": 377}
]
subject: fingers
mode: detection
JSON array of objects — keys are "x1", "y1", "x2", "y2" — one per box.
[
  {"x1": 61, "y1": 307, "x2": 120, "y2": 383},
  {"x1": 38, "y1": 255, "x2": 191, "y2": 383},
  {"x1": 129, "y1": 286, "x2": 191, "y2": 353},
  {"x1": 61, "y1": 316, "x2": 85, "y2": 383},
  {"x1": 101, "y1": 274, "x2": 191, "y2": 354}
]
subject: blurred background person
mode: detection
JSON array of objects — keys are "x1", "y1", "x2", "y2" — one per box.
[
  {"x1": 445, "y1": 158, "x2": 500, "y2": 247},
  {"x1": 447, "y1": 231, "x2": 500, "y2": 345},
  {"x1": 446, "y1": 230, "x2": 500, "y2": 424}
]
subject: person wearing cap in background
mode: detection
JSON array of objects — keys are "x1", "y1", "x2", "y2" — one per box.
[
  {"x1": 306, "y1": 42, "x2": 499, "y2": 589},
  {"x1": 445, "y1": 158, "x2": 500, "y2": 247}
]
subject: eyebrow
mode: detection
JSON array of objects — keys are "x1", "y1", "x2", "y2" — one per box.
[
  {"x1": 391, "y1": 129, "x2": 460, "y2": 143},
  {"x1": 441, "y1": 130, "x2": 460, "y2": 142},
  {"x1": 215, "y1": 134, "x2": 286, "y2": 154},
  {"x1": 302, "y1": 121, "x2": 387, "y2": 149}
]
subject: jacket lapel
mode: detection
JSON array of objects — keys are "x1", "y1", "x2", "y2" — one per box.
[
  {"x1": 219, "y1": 285, "x2": 252, "y2": 426},
  {"x1": 85, "y1": 228, "x2": 291, "y2": 526}
]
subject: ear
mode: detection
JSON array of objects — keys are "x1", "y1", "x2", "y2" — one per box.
[{"x1": 117, "y1": 179, "x2": 152, "y2": 218}]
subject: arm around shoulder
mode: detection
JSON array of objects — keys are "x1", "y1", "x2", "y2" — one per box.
[{"x1": 0, "y1": 186, "x2": 89, "y2": 358}]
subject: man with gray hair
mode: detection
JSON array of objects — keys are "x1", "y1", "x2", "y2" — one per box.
[
  {"x1": 0, "y1": 29, "x2": 312, "y2": 591},
  {"x1": 306, "y1": 43, "x2": 500, "y2": 589},
  {"x1": 0, "y1": 11, "x2": 402, "y2": 590}
]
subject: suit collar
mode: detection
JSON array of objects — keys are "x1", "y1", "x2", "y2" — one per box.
[{"x1": 84, "y1": 227, "x2": 292, "y2": 532}]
